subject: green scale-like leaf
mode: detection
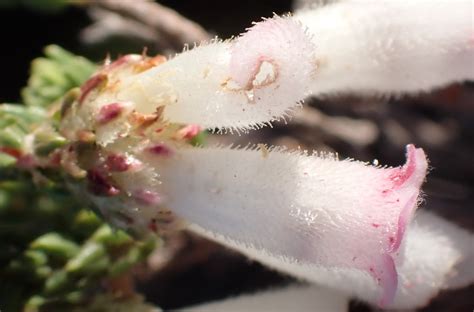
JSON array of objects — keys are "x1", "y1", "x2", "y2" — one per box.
[{"x1": 22, "y1": 45, "x2": 96, "y2": 108}]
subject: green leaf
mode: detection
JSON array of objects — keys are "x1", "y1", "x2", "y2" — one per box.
[
  {"x1": 44, "y1": 270, "x2": 70, "y2": 295},
  {"x1": 22, "y1": 45, "x2": 97, "y2": 108},
  {"x1": 91, "y1": 225, "x2": 133, "y2": 247},
  {"x1": 65, "y1": 242, "x2": 109, "y2": 275},
  {"x1": 45, "y1": 45, "x2": 97, "y2": 85},
  {"x1": 25, "y1": 249, "x2": 49, "y2": 267},
  {"x1": 30, "y1": 232, "x2": 80, "y2": 260},
  {"x1": 0, "y1": 125, "x2": 24, "y2": 148},
  {"x1": 24, "y1": 295, "x2": 47, "y2": 312},
  {"x1": 31, "y1": 58, "x2": 69, "y2": 88},
  {"x1": 0, "y1": 104, "x2": 46, "y2": 123},
  {"x1": 108, "y1": 238, "x2": 156, "y2": 277},
  {"x1": 0, "y1": 152, "x2": 17, "y2": 167},
  {"x1": 34, "y1": 129, "x2": 67, "y2": 156}
]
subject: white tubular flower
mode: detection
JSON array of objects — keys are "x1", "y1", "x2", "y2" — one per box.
[
  {"x1": 185, "y1": 284, "x2": 348, "y2": 312},
  {"x1": 167, "y1": 144, "x2": 427, "y2": 308},
  {"x1": 294, "y1": 0, "x2": 474, "y2": 95},
  {"x1": 114, "y1": 16, "x2": 316, "y2": 132}
]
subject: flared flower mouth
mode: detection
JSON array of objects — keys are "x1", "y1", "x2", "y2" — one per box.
[
  {"x1": 386, "y1": 145, "x2": 428, "y2": 254},
  {"x1": 370, "y1": 144, "x2": 428, "y2": 306}
]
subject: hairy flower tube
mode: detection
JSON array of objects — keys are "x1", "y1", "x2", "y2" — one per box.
[
  {"x1": 56, "y1": 10, "x2": 474, "y2": 309},
  {"x1": 295, "y1": 0, "x2": 474, "y2": 95}
]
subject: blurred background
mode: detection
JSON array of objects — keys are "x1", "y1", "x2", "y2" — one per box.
[{"x1": 0, "y1": 1, "x2": 472, "y2": 311}]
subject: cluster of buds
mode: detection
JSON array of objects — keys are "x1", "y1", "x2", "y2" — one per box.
[{"x1": 59, "y1": 54, "x2": 198, "y2": 236}]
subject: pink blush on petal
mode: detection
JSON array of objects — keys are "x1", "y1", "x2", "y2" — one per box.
[
  {"x1": 368, "y1": 254, "x2": 398, "y2": 308},
  {"x1": 328, "y1": 144, "x2": 427, "y2": 306},
  {"x1": 388, "y1": 193, "x2": 418, "y2": 253},
  {"x1": 385, "y1": 145, "x2": 428, "y2": 254},
  {"x1": 389, "y1": 145, "x2": 417, "y2": 187},
  {"x1": 369, "y1": 144, "x2": 427, "y2": 304}
]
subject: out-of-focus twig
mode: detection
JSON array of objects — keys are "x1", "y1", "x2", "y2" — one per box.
[
  {"x1": 85, "y1": 0, "x2": 211, "y2": 51},
  {"x1": 81, "y1": 8, "x2": 159, "y2": 47}
]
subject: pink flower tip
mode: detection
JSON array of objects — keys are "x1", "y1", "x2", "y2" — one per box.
[
  {"x1": 387, "y1": 144, "x2": 428, "y2": 254},
  {"x1": 375, "y1": 144, "x2": 428, "y2": 306}
]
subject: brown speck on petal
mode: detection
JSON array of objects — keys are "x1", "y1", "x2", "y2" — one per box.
[
  {"x1": 135, "y1": 55, "x2": 167, "y2": 72},
  {"x1": 130, "y1": 111, "x2": 160, "y2": 135},
  {"x1": 79, "y1": 74, "x2": 107, "y2": 104}
]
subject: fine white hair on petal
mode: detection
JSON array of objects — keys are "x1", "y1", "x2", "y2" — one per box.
[
  {"x1": 294, "y1": 0, "x2": 474, "y2": 95},
  {"x1": 185, "y1": 284, "x2": 348, "y2": 312},
  {"x1": 116, "y1": 16, "x2": 316, "y2": 131},
  {"x1": 157, "y1": 144, "x2": 428, "y2": 307}
]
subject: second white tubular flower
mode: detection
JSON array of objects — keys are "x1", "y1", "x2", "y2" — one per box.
[
  {"x1": 162, "y1": 144, "x2": 427, "y2": 307},
  {"x1": 295, "y1": 0, "x2": 474, "y2": 95}
]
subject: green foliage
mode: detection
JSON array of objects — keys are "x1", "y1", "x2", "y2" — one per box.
[
  {"x1": 0, "y1": 46, "x2": 158, "y2": 312},
  {"x1": 22, "y1": 45, "x2": 96, "y2": 108},
  {"x1": 0, "y1": 169, "x2": 158, "y2": 312},
  {"x1": 0, "y1": 152, "x2": 16, "y2": 167},
  {"x1": 0, "y1": 103, "x2": 48, "y2": 167},
  {"x1": 0, "y1": 44, "x2": 95, "y2": 166}
]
